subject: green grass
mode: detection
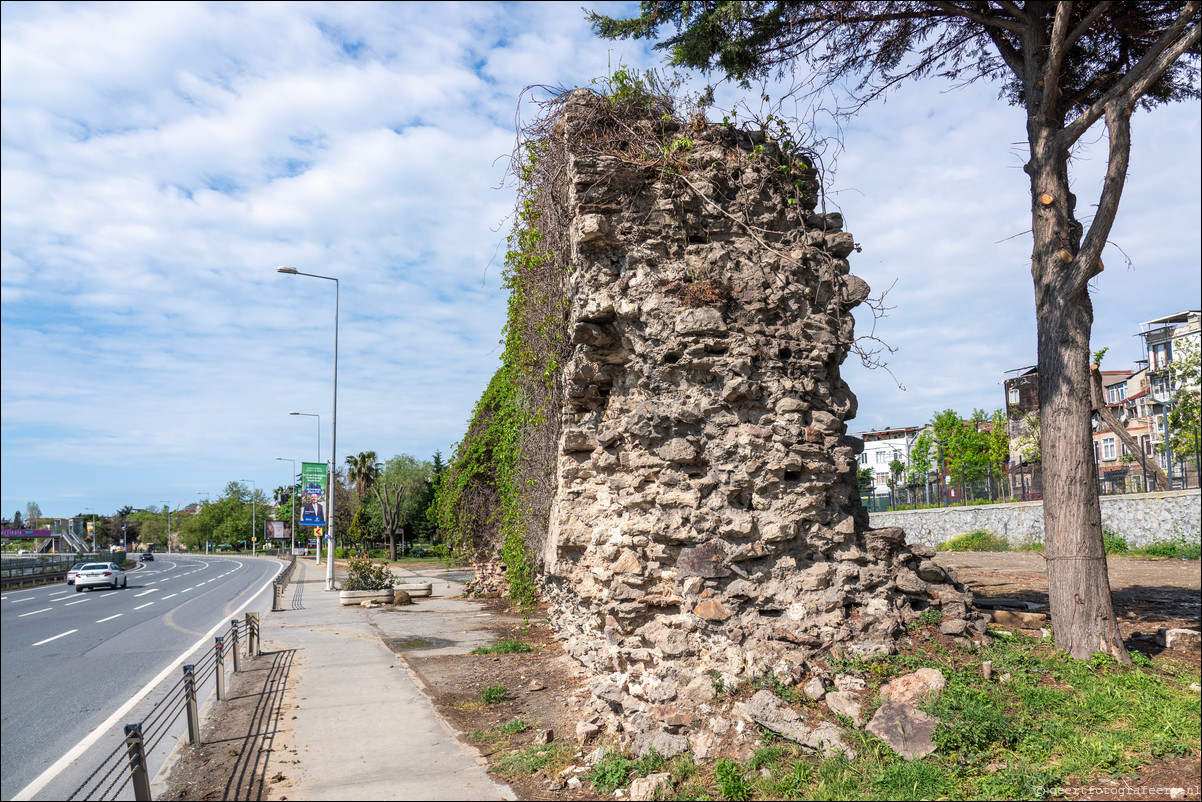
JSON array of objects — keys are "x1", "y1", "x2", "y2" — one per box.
[
  {"x1": 949, "y1": 526, "x2": 1200, "y2": 560},
  {"x1": 937, "y1": 529, "x2": 1012, "y2": 552},
  {"x1": 587, "y1": 747, "x2": 673, "y2": 793},
  {"x1": 576, "y1": 633, "x2": 1201, "y2": 802},
  {"x1": 470, "y1": 638, "x2": 534, "y2": 655},
  {"x1": 480, "y1": 683, "x2": 509, "y2": 704},
  {"x1": 492, "y1": 744, "x2": 568, "y2": 777}
]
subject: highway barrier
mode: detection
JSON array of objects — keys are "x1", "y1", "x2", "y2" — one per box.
[{"x1": 64, "y1": 613, "x2": 260, "y2": 801}]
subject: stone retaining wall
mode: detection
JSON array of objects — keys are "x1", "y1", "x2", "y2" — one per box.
[{"x1": 868, "y1": 489, "x2": 1200, "y2": 549}]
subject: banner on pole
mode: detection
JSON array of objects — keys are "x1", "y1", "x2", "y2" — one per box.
[
  {"x1": 300, "y1": 461, "x2": 327, "y2": 526},
  {"x1": 264, "y1": 520, "x2": 290, "y2": 540}
]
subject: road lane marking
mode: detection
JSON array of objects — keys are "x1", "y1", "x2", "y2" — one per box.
[
  {"x1": 64, "y1": 599, "x2": 88, "y2": 606},
  {"x1": 134, "y1": 589, "x2": 159, "y2": 597},
  {"x1": 181, "y1": 587, "x2": 193, "y2": 593},
  {"x1": 133, "y1": 602, "x2": 154, "y2": 610},
  {"x1": 162, "y1": 593, "x2": 178, "y2": 599},
  {"x1": 13, "y1": 558, "x2": 284, "y2": 801},
  {"x1": 11, "y1": 598, "x2": 35, "y2": 603},
  {"x1": 96, "y1": 614, "x2": 123, "y2": 623},
  {"x1": 32, "y1": 629, "x2": 77, "y2": 646},
  {"x1": 18, "y1": 607, "x2": 52, "y2": 617}
]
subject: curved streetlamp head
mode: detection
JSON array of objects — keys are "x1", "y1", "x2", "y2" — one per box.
[
  {"x1": 277, "y1": 266, "x2": 299, "y2": 274},
  {"x1": 289, "y1": 411, "x2": 300, "y2": 415}
]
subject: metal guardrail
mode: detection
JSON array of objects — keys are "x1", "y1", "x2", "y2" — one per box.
[
  {"x1": 271, "y1": 554, "x2": 297, "y2": 612},
  {"x1": 67, "y1": 612, "x2": 262, "y2": 801}
]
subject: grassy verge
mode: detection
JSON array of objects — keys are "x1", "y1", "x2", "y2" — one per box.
[
  {"x1": 942, "y1": 528, "x2": 1200, "y2": 560},
  {"x1": 491, "y1": 630, "x2": 1201, "y2": 801}
]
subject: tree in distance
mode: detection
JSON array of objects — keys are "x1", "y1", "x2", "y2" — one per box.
[{"x1": 592, "y1": 1, "x2": 1200, "y2": 660}]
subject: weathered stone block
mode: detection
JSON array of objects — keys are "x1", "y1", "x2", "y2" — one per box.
[{"x1": 866, "y1": 701, "x2": 939, "y2": 760}]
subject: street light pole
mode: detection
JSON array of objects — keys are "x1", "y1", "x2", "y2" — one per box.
[
  {"x1": 278, "y1": 266, "x2": 339, "y2": 591},
  {"x1": 289, "y1": 412, "x2": 321, "y2": 463},
  {"x1": 275, "y1": 458, "x2": 298, "y2": 554}
]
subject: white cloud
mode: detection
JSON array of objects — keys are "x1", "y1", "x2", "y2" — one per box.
[{"x1": 2, "y1": 2, "x2": 1198, "y2": 516}]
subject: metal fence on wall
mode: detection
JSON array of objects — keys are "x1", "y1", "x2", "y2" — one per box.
[{"x1": 861, "y1": 449, "x2": 1198, "y2": 514}]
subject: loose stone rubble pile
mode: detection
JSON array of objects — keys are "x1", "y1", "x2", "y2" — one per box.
[{"x1": 536, "y1": 92, "x2": 985, "y2": 748}]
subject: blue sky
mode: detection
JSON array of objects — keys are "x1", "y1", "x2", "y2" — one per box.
[{"x1": 3, "y1": 2, "x2": 1199, "y2": 519}]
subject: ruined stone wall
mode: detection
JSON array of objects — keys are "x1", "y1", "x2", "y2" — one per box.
[{"x1": 538, "y1": 92, "x2": 981, "y2": 741}]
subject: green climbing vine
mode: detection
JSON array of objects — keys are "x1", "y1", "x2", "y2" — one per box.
[{"x1": 431, "y1": 140, "x2": 568, "y2": 606}]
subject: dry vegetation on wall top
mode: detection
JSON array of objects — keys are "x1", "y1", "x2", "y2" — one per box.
[{"x1": 432, "y1": 71, "x2": 828, "y2": 602}]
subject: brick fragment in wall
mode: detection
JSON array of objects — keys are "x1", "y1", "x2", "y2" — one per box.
[{"x1": 535, "y1": 90, "x2": 982, "y2": 731}]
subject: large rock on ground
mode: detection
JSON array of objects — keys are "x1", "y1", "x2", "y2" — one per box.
[{"x1": 866, "y1": 700, "x2": 940, "y2": 760}]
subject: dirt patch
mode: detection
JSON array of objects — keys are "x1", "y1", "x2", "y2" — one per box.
[
  {"x1": 401, "y1": 598, "x2": 608, "y2": 801},
  {"x1": 158, "y1": 649, "x2": 298, "y2": 801},
  {"x1": 937, "y1": 552, "x2": 1202, "y2": 668}
]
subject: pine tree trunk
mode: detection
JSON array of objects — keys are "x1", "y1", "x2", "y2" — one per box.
[{"x1": 1028, "y1": 127, "x2": 1129, "y2": 662}]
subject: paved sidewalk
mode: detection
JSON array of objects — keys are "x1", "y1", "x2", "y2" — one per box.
[{"x1": 262, "y1": 557, "x2": 515, "y2": 801}]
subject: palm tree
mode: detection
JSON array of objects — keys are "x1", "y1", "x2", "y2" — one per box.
[{"x1": 345, "y1": 451, "x2": 380, "y2": 502}]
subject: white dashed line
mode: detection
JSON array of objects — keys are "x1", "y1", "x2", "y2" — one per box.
[
  {"x1": 19, "y1": 608, "x2": 52, "y2": 617},
  {"x1": 181, "y1": 588, "x2": 193, "y2": 593},
  {"x1": 96, "y1": 614, "x2": 123, "y2": 623},
  {"x1": 33, "y1": 629, "x2": 77, "y2": 646},
  {"x1": 162, "y1": 593, "x2": 178, "y2": 600},
  {"x1": 133, "y1": 603, "x2": 154, "y2": 610},
  {"x1": 11, "y1": 598, "x2": 35, "y2": 604},
  {"x1": 64, "y1": 599, "x2": 88, "y2": 606},
  {"x1": 134, "y1": 589, "x2": 159, "y2": 597}
]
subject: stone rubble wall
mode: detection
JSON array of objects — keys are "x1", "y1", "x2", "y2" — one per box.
[
  {"x1": 870, "y1": 488, "x2": 1201, "y2": 549},
  {"x1": 537, "y1": 92, "x2": 983, "y2": 744}
]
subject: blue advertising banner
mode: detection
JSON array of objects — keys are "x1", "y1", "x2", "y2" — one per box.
[{"x1": 300, "y1": 461, "x2": 327, "y2": 527}]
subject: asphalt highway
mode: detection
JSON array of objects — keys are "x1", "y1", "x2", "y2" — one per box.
[{"x1": 1, "y1": 554, "x2": 281, "y2": 801}]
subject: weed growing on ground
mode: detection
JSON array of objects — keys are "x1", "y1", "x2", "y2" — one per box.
[
  {"x1": 492, "y1": 744, "x2": 567, "y2": 777},
  {"x1": 480, "y1": 683, "x2": 509, "y2": 704},
  {"x1": 497, "y1": 718, "x2": 530, "y2": 735},
  {"x1": 470, "y1": 638, "x2": 533, "y2": 655},
  {"x1": 714, "y1": 759, "x2": 751, "y2": 800}
]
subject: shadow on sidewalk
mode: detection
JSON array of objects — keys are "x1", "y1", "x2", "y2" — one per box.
[{"x1": 159, "y1": 648, "x2": 297, "y2": 801}]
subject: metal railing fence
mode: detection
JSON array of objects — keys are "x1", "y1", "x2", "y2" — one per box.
[{"x1": 65, "y1": 611, "x2": 263, "y2": 801}]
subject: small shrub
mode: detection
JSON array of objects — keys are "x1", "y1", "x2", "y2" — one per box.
[
  {"x1": 480, "y1": 684, "x2": 509, "y2": 704},
  {"x1": 919, "y1": 607, "x2": 943, "y2": 627},
  {"x1": 471, "y1": 639, "x2": 534, "y2": 655},
  {"x1": 590, "y1": 754, "x2": 634, "y2": 792},
  {"x1": 715, "y1": 759, "x2": 750, "y2": 801},
  {"x1": 1102, "y1": 529, "x2": 1130, "y2": 555},
  {"x1": 498, "y1": 718, "x2": 530, "y2": 735},
  {"x1": 340, "y1": 557, "x2": 395, "y2": 591},
  {"x1": 938, "y1": 530, "x2": 1011, "y2": 552}
]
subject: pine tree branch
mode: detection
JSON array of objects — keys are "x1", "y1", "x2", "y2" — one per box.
[{"x1": 1058, "y1": 1, "x2": 1200, "y2": 148}]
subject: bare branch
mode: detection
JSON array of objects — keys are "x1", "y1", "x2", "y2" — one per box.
[{"x1": 1071, "y1": 103, "x2": 1129, "y2": 296}]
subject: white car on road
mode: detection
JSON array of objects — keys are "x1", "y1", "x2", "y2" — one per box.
[{"x1": 74, "y1": 562, "x2": 127, "y2": 591}]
